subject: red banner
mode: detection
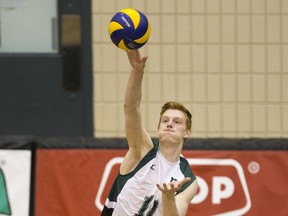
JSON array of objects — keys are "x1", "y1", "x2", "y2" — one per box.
[{"x1": 34, "y1": 149, "x2": 288, "y2": 216}]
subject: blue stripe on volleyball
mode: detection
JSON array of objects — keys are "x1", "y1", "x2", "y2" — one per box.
[
  {"x1": 128, "y1": 13, "x2": 148, "y2": 40},
  {"x1": 110, "y1": 29, "x2": 127, "y2": 46},
  {"x1": 111, "y1": 12, "x2": 135, "y2": 33},
  {"x1": 123, "y1": 37, "x2": 147, "y2": 50},
  {"x1": 123, "y1": 38, "x2": 144, "y2": 50}
]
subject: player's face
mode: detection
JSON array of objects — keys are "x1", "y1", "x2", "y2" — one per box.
[{"x1": 157, "y1": 109, "x2": 190, "y2": 143}]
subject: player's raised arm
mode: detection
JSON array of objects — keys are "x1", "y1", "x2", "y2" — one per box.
[{"x1": 120, "y1": 50, "x2": 153, "y2": 174}]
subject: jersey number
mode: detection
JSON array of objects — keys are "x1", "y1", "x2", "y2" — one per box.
[{"x1": 135, "y1": 195, "x2": 159, "y2": 216}]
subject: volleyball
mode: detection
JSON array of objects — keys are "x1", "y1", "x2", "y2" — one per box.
[{"x1": 108, "y1": 8, "x2": 151, "y2": 50}]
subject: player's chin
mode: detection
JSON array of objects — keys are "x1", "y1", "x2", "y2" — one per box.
[{"x1": 159, "y1": 134, "x2": 180, "y2": 143}]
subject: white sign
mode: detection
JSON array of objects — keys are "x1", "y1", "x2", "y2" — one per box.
[{"x1": 0, "y1": 150, "x2": 31, "y2": 216}]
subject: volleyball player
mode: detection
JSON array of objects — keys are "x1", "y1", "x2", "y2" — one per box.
[{"x1": 102, "y1": 50, "x2": 198, "y2": 216}]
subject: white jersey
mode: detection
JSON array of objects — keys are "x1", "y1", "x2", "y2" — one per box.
[{"x1": 102, "y1": 142, "x2": 196, "y2": 216}]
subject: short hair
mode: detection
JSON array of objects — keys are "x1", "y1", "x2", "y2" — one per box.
[{"x1": 158, "y1": 101, "x2": 192, "y2": 130}]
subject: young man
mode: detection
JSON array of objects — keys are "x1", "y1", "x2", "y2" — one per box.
[{"x1": 102, "y1": 50, "x2": 198, "y2": 216}]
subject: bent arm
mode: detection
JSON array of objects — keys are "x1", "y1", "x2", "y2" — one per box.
[
  {"x1": 175, "y1": 180, "x2": 198, "y2": 216},
  {"x1": 157, "y1": 178, "x2": 198, "y2": 216}
]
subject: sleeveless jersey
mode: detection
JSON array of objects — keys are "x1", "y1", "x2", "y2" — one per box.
[{"x1": 101, "y1": 142, "x2": 196, "y2": 216}]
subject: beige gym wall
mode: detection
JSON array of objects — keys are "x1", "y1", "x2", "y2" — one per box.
[{"x1": 92, "y1": 0, "x2": 288, "y2": 138}]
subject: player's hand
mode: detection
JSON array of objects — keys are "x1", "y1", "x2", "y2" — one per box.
[
  {"x1": 127, "y1": 50, "x2": 148, "y2": 72},
  {"x1": 156, "y1": 177, "x2": 191, "y2": 199}
]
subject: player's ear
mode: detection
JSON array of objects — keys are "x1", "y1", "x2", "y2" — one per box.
[{"x1": 184, "y1": 129, "x2": 191, "y2": 138}]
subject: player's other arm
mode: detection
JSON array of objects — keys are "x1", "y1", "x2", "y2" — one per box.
[
  {"x1": 175, "y1": 180, "x2": 198, "y2": 216},
  {"x1": 157, "y1": 178, "x2": 198, "y2": 216}
]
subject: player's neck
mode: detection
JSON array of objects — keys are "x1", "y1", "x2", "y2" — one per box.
[{"x1": 159, "y1": 142, "x2": 182, "y2": 163}]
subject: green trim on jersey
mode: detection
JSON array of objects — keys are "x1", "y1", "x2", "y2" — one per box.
[
  {"x1": 107, "y1": 142, "x2": 158, "y2": 202},
  {"x1": 176, "y1": 156, "x2": 196, "y2": 194}
]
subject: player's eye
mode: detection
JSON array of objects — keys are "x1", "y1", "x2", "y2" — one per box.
[{"x1": 161, "y1": 117, "x2": 169, "y2": 123}]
